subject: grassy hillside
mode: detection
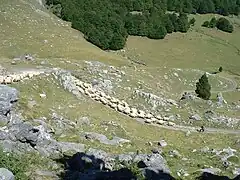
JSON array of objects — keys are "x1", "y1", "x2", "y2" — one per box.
[{"x1": 0, "y1": 0, "x2": 126, "y2": 66}]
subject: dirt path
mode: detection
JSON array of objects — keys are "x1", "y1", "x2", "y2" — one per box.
[{"x1": 154, "y1": 122, "x2": 240, "y2": 134}]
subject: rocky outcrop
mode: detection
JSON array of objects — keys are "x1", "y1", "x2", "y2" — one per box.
[{"x1": 82, "y1": 132, "x2": 130, "y2": 145}]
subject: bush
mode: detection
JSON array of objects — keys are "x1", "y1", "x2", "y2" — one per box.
[
  {"x1": 202, "y1": 21, "x2": 210, "y2": 27},
  {"x1": 216, "y1": 17, "x2": 234, "y2": 33},
  {"x1": 209, "y1": 17, "x2": 217, "y2": 28},
  {"x1": 189, "y1": 17, "x2": 196, "y2": 26},
  {"x1": 219, "y1": 66, "x2": 223, "y2": 72},
  {"x1": 195, "y1": 73, "x2": 211, "y2": 100}
]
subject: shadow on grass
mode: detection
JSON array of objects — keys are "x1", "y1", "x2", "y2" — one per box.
[{"x1": 55, "y1": 152, "x2": 176, "y2": 180}]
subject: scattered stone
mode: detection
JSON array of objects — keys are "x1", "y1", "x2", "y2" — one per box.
[
  {"x1": 27, "y1": 100, "x2": 37, "y2": 109},
  {"x1": 169, "y1": 150, "x2": 181, "y2": 158},
  {"x1": 39, "y1": 93, "x2": 46, "y2": 98},
  {"x1": 181, "y1": 92, "x2": 195, "y2": 100},
  {"x1": 83, "y1": 132, "x2": 130, "y2": 145},
  {"x1": 151, "y1": 148, "x2": 162, "y2": 154},
  {"x1": 185, "y1": 130, "x2": 191, "y2": 137},
  {"x1": 217, "y1": 92, "x2": 227, "y2": 106},
  {"x1": 201, "y1": 147, "x2": 210, "y2": 153},
  {"x1": 77, "y1": 116, "x2": 90, "y2": 126},
  {"x1": 190, "y1": 114, "x2": 201, "y2": 121},
  {"x1": 58, "y1": 142, "x2": 85, "y2": 154},
  {"x1": 0, "y1": 168, "x2": 14, "y2": 180},
  {"x1": 158, "y1": 140, "x2": 167, "y2": 147},
  {"x1": 232, "y1": 168, "x2": 240, "y2": 175},
  {"x1": 177, "y1": 169, "x2": 189, "y2": 177}
]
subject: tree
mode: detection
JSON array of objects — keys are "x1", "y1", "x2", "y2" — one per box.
[
  {"x1": 189, "y1": 17, "x2": 196, "y2": 26},
  {"x1": 209, "y1": 17, "x2": 217, "y2": 28},
  {"x1": 216, "y1": 17, "x2": 234, "y2": 33},
  {"x1": 219, "y1": 66, "x2": 223, "y2": 72},
  {"x1": 195, "y1": 73, "x2": 211, "y2": 100},
  {"x1": 202, "y1": 21, "x2": 210, "y2": 27},
  {"x1": 109, "y1": 33, "x2": 126, "y2": 50}
]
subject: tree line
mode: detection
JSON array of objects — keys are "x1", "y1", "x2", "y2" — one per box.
[{"x1": 45, "y1": 0, "x2": 239, "y2": 50}]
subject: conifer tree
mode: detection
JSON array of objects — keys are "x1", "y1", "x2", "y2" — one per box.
[{"x1": 195, "y1": 73, "x2": 211, "y2": 100}]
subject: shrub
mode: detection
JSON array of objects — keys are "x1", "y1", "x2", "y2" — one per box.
[
  {"x1": 209, "y1": 17, "x2": 217, "y2": 28},
  {"x1": 219, "y1": 66, "x2": 223, "y2": 72},
  {"x1": 189, "y1": 18, "x2": 196, "y2": 26},
  {"x1": 202, "y1": 21, "x2": 210, "y2": 27},
  {"x1": 216, "y1": 18, "x2": 234, "y2": 33}
]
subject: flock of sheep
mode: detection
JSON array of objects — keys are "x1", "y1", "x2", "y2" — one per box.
[
  {"x1": 0, "y1": 68, "x2": 175, "y2": 127},
  {"x1": 72, "y1": 76, "x2": 176, "y2": 127},
  {"x1": 0, "y1": 70, "x2": 43, "y2": 84}
]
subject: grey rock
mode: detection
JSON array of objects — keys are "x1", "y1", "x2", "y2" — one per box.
[
  {"x1": 151, "y1": 148, "x2": 162, "y2": 154},
  {"x1": 0, "y1": 85, "x2": 18, "y2": 117},
  {"x1": 201, "y1": 168, "x2": 221, "y2": 174},
  {"x1": 77, "y1": 117, "x2": 90, "y2": 126},
  {"x1": 87, "y1": 148, "x2": 108, "y2": 160},
  {"x1": 92, "y1": 79, "x2": 113, "y2": 94},
  {"x1": 204, "y1": 110, "x2": 217, "y2": 120},
  {"x1": 158, "y1": 140, "x2": 167, "y2": 147},
  {"x1": 83, "y1": 132, "x2": 130, "y2": 145},
  {"x1": 0, "y1": 85, "x2": 18, "y2": 103},
  {"x1": 27, "y1": 100, "x2": 37, "y2": 109},
  {"x1": 0, "y1": 131, "x2": 8, "y2": 140},
  {"x1": 232, "y1": 168, "x2": 240, "y2": 175},
  {"x1": 185, "y1": 130, "x2": 191, "y2": 137},
  {"x1": 181, "y1": 92, "x2": 195, "y2": 100},
  {"x1": 9, "y1": 122, "x2": 39, "y2": 146},
  {"x1": 53, "y1": 70, "x2": 83, "y2": 99},
  {"x1": 0, "y1": 115, "x2": 9, "y2": 126},
  {"x1": 134, "y1": 153, "x2": 170, "y2": 174},
  {"x1": 7, "y1": 111, "x2": 23, "y2": 126},
  {"x1": 201, "y1": 146, "x2": 210, "y2": 153},
  {"x1": 117, "y1": 154, "x2": 134, "y2": 163},
  {"x1": 58, "y1": 142, "x2": 85, "y2": 154},
  {"x1": 35, "y1": 140, "x2": 61, "y2": 158},
  {"x1": 169, "y1": 150, "x2": 181, "y2": 157},
  {"x1": 189, "y1": 114, "x2": 201, "y2": 121},
  {"x1": 0, "y1": 168, "x2": 14, "y2": 180},
  {"x1": 217, "y1": 92, "x2": 227, "y2": 106},
  {"x1": 0, "y1": 140, "x2": 34, "y2": 153}
]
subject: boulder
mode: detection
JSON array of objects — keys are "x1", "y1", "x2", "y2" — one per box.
[
  {"x1": 189, "y1": 114, "x2": 201, "y2": 121},
  {"x1": 0, "y1": 85, "x2": 18, "y2": 116},
  {"x1": 83, "y1": 132, "x2": 130, "y2": 146},
  {"x1": 0, "y1": 168, "x2": 15, "y2": 180},
  {"x1": 134, "y1": 153, "x2": 170, "y2": 174},
  {"x1": 58, "y1": 142, "x2": 85, "y2": 154},
  {"x1": 158, "y1": 140, "x2": 167, "y2": 147},
  {"x1": 217, "y1": 92, "x2": 227, "y2": 106}
]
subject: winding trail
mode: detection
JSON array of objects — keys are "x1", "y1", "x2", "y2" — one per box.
[{"x1": 136, "y1": 118, "x2": 240, "y2": 135}]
